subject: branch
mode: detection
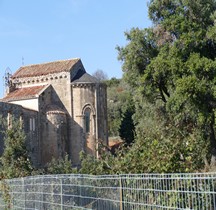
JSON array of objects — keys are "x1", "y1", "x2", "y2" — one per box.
[{"x1": 159, "y1": 86, "x2": 167, "y2": 103}]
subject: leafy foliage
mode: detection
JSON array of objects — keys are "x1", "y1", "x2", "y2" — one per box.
[
  {"x1": 45, "y1": 154, "x2": 76, "y2": 174},
  {"x1": 0, "y1": 0, "x2": 215, "y2": 177},
  {"x1": 116, "y1": 0, "x2": 216, "y2": 170},
  {"x1": 0, "y1": 117, "x2": 33, "y2": 179},
  {"x1": 80, "y1": 0, "x2": 216, "y2": 174},
  {"x1": 79, "y1": 151, "x2": 114, "y2": 175},
  {"x1": 105, "y1": 78, "x2": 135, "y2": 144}
]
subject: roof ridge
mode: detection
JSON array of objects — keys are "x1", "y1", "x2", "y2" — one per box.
[
  {"x1": 20, "y1": 58, "x2": 80, "y2": 68},
  {"x1": 12, "y1": 58, "x2": 82, "y2": 79}
]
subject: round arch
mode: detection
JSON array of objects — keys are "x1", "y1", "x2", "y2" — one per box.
[
  {"x1": 82, "y1": 104, "x2": 95, "y2": 134},
  {"x1": 82, "y1": 103, "x2": 95, "y2": 116}
]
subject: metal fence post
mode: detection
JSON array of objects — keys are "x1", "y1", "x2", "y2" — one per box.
[
  {"x1": 10, "y1": 181, "x2": 14, "y2": 209},
  {"x1": 22, "y1": 178, "x2": 26, "y2": 209},
  {"x1": 61, "y1": 178, "x2": 63, "y2": 210},
  {"x1": 42, "y1": 177, "x2": 44, "y2": 210},
  {"x1": 119, "y1": 175, "x2": 124, "y2": 210}
]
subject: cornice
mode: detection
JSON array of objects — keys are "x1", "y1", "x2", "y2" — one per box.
[
  {"x1": 71, "y1": 83, "x2": 96, "y2": 88},
  {"x1": 11, "y1": 72, "x2": 70, "y2": 86}
]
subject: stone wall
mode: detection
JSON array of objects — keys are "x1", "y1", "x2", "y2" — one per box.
[
  {"x1": 0, "y1": 102, "x2": 39, "y2": 166},
  {"x1": 37, "y1": 84, "x2": 70, "y2": 166},
  {"x1": 10, "y1": 98, "x2": 39, "y2": 111},
  {"x1": 71, "y1": 82, "x2": 108, "y2": 164},
  {"x1": 71, "y1": 83, "x2": 96, "y2": 164},
  {"x1": 1, "y1": 60, "x2": 108, "y2": 168}
]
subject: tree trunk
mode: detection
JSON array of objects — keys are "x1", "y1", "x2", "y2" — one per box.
[{"x1": 159, "y1": 86, "x2": 167, "y2": 103}]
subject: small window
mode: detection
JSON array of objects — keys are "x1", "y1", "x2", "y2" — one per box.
[
  {"x1": 30, "y1": 118, "x2": 35, "y2": 131},
  {"x1": 7, "y1": 112, "x2": 12, "y2": 129},
  {"x1": 32, "y1": 118, "x2": 35, "y2": 131},
  {"x1": 84, "y1": 108, "x2": 91, "y2": 133},
  {"x1": 29, "y1": 118, "x2": 33, "y2": 131},
  {"x1": 19, "y1": 114, "x2": 23, "y2": 128}
]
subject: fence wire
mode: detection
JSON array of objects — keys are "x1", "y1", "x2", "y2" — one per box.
[{"x1": 0, "y1": 173, "x2": 216, "y2": 209}]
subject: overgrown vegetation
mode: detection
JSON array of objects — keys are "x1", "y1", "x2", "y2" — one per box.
[
  {"x1": 0, "y1": 117, "x2": 33, "y2": 179},
  {"x1": 0, "y1": 0, "x2": 216, "y2": 178},
  {"x1": 45, "y1": 154, "x2": 76, "y2": 174},
  {"x1": 105, "y1": 78, "x2": 135, "y2": 144},
  {"x1": 80, "y1": 0, "x2": 216, "y2": 174},
  {"x1": 0, "y1": 1, "x2": 216, "y2": 209}
]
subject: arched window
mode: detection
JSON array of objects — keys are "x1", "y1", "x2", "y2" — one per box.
[
  {"x1": 30, "y1": 118, "x2": 35, "y2": 131},
  {"x1": 7, "y1": 111, "x2": 12, "y2": 129},
  {"x1": 84, "y1": 108, "x2": 91, "y2": 133}
]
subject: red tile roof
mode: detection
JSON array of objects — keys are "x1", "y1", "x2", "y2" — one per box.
[
  {"x1": 12, "y1": 58, "x2": 80, "y2": 78},
  {"x1": 1, "y1": 85, "x2": 47, "y2": 102}
]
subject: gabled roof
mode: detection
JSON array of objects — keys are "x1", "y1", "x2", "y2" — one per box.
[
  {"x1": 1, "y1": 85, "x2": 47, "y2": 102},
  {"x1": 12, "y1": 58, "x2": 80, "y2": 78}
]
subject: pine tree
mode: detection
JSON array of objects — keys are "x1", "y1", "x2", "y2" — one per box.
[{"x1": 0, "y1": 118, "x2": 33, "y2": 179}]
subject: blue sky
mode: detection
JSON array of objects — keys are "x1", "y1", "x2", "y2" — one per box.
[{"x1": 0, "y1": 0, "x2": 151, "y2": 97}]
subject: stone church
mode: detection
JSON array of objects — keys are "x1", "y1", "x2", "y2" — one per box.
[{"x1": 0, "y1": 58, "x2": 108, "y2": 167}]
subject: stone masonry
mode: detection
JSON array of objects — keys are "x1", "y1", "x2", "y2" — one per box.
[{"x1": 0, "y1": 58, "x2": 108, "y2": 167}]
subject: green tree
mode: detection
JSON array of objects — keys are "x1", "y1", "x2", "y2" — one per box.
[
  {"x1": 106, "y1": 78, "x2": 135, "y2": 144},
  {"x1": 79, "y1": 151, "x2": 113, "y2": 175},
  {"x1": 45, "y1": 154, "x2": 76, "y2": 174},
  {"x1": 80, "y1": 0, "x2": 216, "y2": 174},
  {"x1": 119, "y1": 108, "x2": 135, "y2": 144},
  {"x1": 0, "y1": 118, "x2": 33, "y2": 179},
  {"x1": 117, "y1": 0, "x2": 216, "y2": 170}
]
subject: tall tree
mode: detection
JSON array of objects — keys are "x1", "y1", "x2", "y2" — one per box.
[
  {"x1": 118, "y1": 0, "x2": 216, "y2": 169},
  {"x1": 92, "y1": 69, "x2": 108, "y2": 81},
  {"x1": 105, "y1": 78, "x2": 135, "y2": 144}
]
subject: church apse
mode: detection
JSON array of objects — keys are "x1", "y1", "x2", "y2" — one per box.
[{"x1": 0, "y1": 58, "x2": 108, "y2": 167}]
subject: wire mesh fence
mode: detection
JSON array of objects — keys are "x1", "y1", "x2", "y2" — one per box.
[{"x1": 0, "y1": 173, "x2": 216, "y2": 209}]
